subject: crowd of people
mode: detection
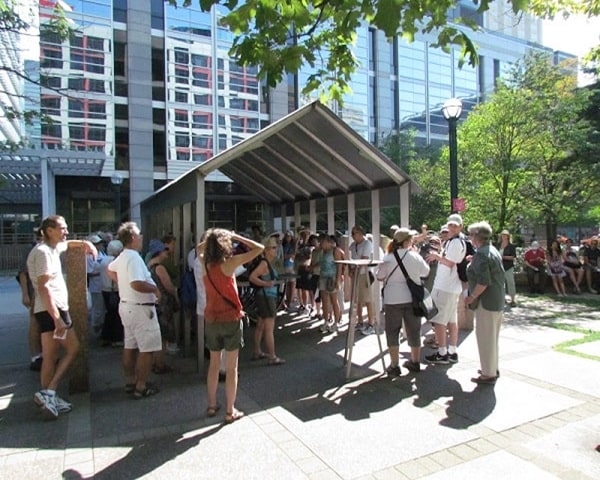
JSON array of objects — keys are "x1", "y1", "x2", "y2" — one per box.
[
  {"x1": 17, "y1": 214, "x2": 600, "y2": 423},
  {"x1": 523, "y1": 235, "x2": 600, "y2": 295}
]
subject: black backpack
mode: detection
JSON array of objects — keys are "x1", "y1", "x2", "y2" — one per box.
[{"x1": 451, "y1": 237, "x2": 474, "y2": 282}]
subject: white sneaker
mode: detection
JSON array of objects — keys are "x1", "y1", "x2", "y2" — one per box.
[
  {"x1": 361, "y1": 325, "x2": 376, "y2": 335},
  {"x1": 54, "y1": 395, "x2": 73, "y2": 413},
  {"x1": 34, "y1": 390, "x2": 58, "y2": 420},
  {"x1": 327, "y1": 321, "x2": 339, "y2": 333}
]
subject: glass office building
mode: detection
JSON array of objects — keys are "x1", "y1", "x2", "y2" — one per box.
[{"x1": 0, "y1": 0, "x2": 570, "y2": 240}]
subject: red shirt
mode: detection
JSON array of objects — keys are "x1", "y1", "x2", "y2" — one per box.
[
  {"x1": 524, "y1": 248, "x2": 546, "y2": 269},
  {"x1": 203, "y1": 264, "x2": 243, "y2": 322}
]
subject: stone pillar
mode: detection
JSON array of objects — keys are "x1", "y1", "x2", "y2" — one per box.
[
  {"x1": 66, "y1": 242, "x2": 89, "y2": 393},
  {"x1": 457, "y1": 293, "x2": 474, "y2": 330}
]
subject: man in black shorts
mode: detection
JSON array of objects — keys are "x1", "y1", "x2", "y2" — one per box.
[{"x1": 27, "y1": 215, "x2": 97, "y2": 419}]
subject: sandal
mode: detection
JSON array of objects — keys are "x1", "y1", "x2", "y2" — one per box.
[
  {"x1": 267, "y1": 357, "x2": 286, "y2": 366},
  {"x1": 250, "y1": 352, "x2": 267, "y2": 361},
  {"x1": 133, "y1": 384, "x2": 160, "y2": 399},
  {"x1": 470, "y1": 375, "x2": 497, "y2": 385},
  {"x1": 152, "y1": 364, "x2": 174, "y2": 374},
  {"x1": 206, "y1": 405, "x2": 221, "y2": 417},
  {"x1": 224, "y1": 409, "x2": 245, "y2": 424}
]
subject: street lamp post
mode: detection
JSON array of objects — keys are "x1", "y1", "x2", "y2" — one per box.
[
  {"x1": 111, "y1": 173, "x2": 123, "y2": 230},
  {"x1": 442, "y1": 98, "x2": 463, "y2": 214}
]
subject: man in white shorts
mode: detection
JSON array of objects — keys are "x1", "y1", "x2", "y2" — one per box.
[
  {"x1": 425, "y1": 214, "x2": 466, "y2": 364},
  {"x1": 108, "y1": 222, "x2": 162, "y2": 399}
]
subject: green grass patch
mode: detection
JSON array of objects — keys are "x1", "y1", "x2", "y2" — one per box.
[{"x1": 553, "y1": 331, "x2": 600, "y2": 362}]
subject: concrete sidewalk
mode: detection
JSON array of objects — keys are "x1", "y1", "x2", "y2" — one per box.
[{"x1": 0, "y1": 274, "x2": 598, "y2": 479}]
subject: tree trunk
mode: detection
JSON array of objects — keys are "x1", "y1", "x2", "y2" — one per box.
[{"x1": 545, "y1": 220, "x2": 557, "y2": 246}]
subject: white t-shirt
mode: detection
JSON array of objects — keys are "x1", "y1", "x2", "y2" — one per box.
[
  {"x1": 377, "y1": 248, "x2": 430, "y2": 304},
  {"x1": 350, "y1": 238, "x2": 373, "y2": 274},
  {"x1": 108, "y1": 248, "x2": 156, "y2": 304},
  {"x1": 432, "y1": 236, "x2": 465, "y2": 294},
  {"x1": 193, "y1": 255, "x2": 206, "y2": 316},
  {"x1": 27, "y1": 242, "x2": 69, "y2": 313}
]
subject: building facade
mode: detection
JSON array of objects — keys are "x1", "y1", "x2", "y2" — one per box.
[{"x1": 0, "y1": 0, "x2": 571, "y2": 242}]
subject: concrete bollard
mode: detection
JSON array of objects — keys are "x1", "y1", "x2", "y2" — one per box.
[
  {"x1": 457, "y1": 293, "x2": 474, "y2": 330},
  {"x1": 66, "y1": 242, "x2": 89, "y2": 393}
]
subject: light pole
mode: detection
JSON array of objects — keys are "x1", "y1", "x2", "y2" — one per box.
[
  {"x1": 111, "y1": 172, "x2": 123, "y2": 231},
  {"x1": 442, "y1": 98, "x2": 463, "y2": 213}
]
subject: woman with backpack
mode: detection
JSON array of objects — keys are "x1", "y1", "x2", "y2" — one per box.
[{"x1": 249, "y1": 237, "x2": 286, "y2": 365}]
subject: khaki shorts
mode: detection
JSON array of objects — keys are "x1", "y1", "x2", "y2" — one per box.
[
  {"x1": 429, "y1": 289, "x2": 460, "y2": 326},
  {"x1": 205, "y1": 320, "x2": 244, "y2": 352},
  {"x1": 356, "y1": 273, "x2": 373, "y2": 304},
  {"x1": 119, "y1": 303, "x2": 162, "y2": 353}
]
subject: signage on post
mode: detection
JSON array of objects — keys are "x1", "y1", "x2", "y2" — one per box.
[{"x1": 453, "y1": 198, "x2": 466, "y2": 212}]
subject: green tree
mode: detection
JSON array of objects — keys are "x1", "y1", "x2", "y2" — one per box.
[
  {"x1": 459, "y1": 52, "x2": 599, "y2": 241},
  {"x1": 459, "y1": 85, "x2": 537, "y2": 232},
  {"x1": 173, "y1": 0, "x2": 600, "y2": 101}
]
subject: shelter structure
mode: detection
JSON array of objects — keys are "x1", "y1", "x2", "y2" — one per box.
[
  {"x1": 140, "y1": 101, "x2": 416, "y2": 253},
  {"x1": 140, "y1": 101, "x2": 417, "y2": 368}
]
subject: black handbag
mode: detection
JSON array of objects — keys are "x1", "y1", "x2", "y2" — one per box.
[{"x1": 393, "y1": 250, "x2": 439, "y2": 320}]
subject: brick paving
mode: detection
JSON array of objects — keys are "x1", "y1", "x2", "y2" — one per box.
[{"x1": 0, "y1": 275, "x2": 598, "y2": 479}]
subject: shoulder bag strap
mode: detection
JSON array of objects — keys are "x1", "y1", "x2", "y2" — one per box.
[
  {"x1": 206, "y1": 267, "x2": 238, "y2": 310},
  {"x1": 392, "y1": 250, "x2": 411, "y2": 281},
  {"x1": 382, "y1": 264, "x2": 399, "y2": 291}
]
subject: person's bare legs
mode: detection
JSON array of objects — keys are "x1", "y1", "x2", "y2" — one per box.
[
  {"x1": 28, "y1": 311, "x2": 42, "y2": 359},
  {"x1": 331, "y1": 292, "x2": 341, "y2": 323},
  {"x1": 365, "y1": 301, "x2": 374, "y2": 326},
  {"x1": 122, "y1": 348, "x2": 137, "y2": 386},
  {"x1": 262, "y1": 317, "x2": 276, "y2": 358},
  {"x1": 134, "y1": 351, "x2": 153, "y2": 391},
  {"x1": 207, "y1": 350, "x2": 221, "y2": 408},
  {"x1": 433, "y1": 322, "x2": 447, "y2": 349},
  {"x1": 152, "y1": 341, "x2": 168, "y2": 369},
  {"x1": 388, "y1": 345, "x2": 399, "y2": 366},
  {"x1": 321, "y1": 293, "x2": 331, "y2": 323},
  {"x1": 410, "y1": 345, "x2": 421, "y2": 363},
  {"x1": 357, "y1": 301, "x2": 364, "y2": 324},
  {"x1": 253, "y1": 319, "x2": 265, "y2": 356},
  {"x1": 448, "y1": 322, "x2": 458, "y2": 350},
  {"x1": 40, "y1": 330, "x2": 79, "y2": 390},
  {"x1": 224, "y1": 349, "x2": 240, "y2": 414}
]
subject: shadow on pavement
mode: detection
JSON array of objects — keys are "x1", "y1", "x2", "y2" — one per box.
[{"x1": 63, "y1": 424, "x2": 222, "y2": 480}]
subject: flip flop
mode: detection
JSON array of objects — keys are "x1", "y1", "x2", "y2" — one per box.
[
  {"x1": 224, "y1": 409, "x2": 245, "y2": 424},
  {"x1": 470, "y1": 375, "x2": 497, "y2": 385},
  {"x1": 251, "y1": 352, "x2": 268, "y2": 361},
  {"x1": 267, "y1": 357, "x2": 286, "y2": 366}
]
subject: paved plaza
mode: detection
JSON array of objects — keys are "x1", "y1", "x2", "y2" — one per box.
[{"x1": 0, "y1": 275, "x2": 598, "y2": 479}]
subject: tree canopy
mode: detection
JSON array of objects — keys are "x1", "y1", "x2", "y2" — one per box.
[
  {"x1": 457, "y1": 53, "x2": 598, "y2": 239},
  {"x1": 172, "y1": 0, "x2": 600, "y2": 100}
]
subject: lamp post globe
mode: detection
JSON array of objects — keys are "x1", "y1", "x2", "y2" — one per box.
[
  {"x1": 110, "y1": 173, "x2": 123, "y2": 229},
  {"x1": 442, "y1": 98, "x2": 463, "y2": 213}
]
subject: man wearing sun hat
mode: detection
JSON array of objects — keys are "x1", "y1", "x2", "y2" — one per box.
[{"x1": 424, "y1": 213, "x2": 467, "y2": 364}]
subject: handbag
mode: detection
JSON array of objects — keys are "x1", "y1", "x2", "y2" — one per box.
[{"x1": 393, "y1": 250, "x2": 439, "y2": 320}]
